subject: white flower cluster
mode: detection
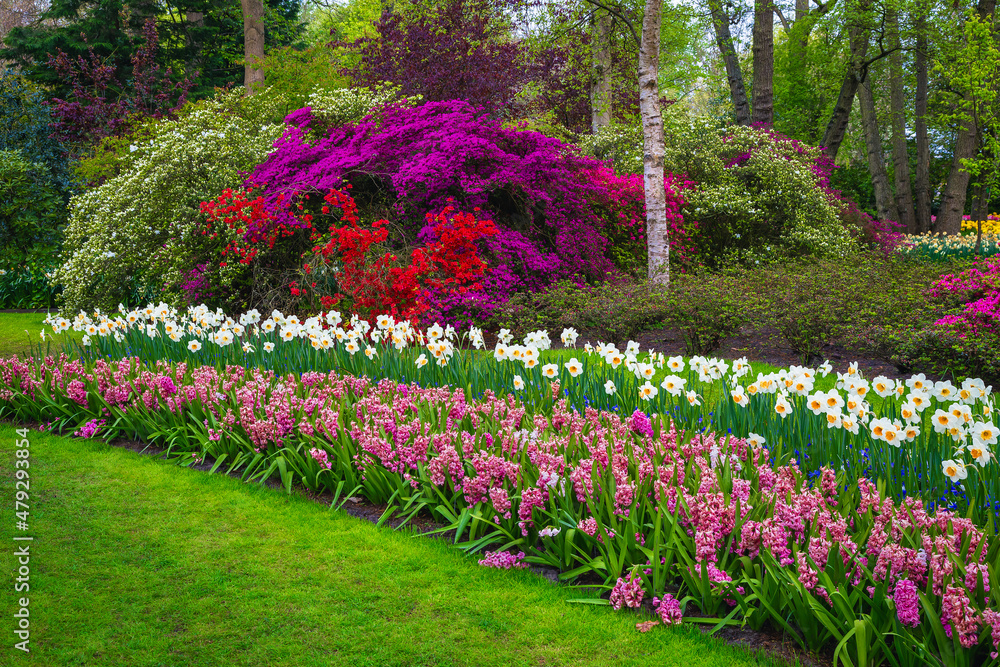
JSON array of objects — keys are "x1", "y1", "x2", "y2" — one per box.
[
  {"x1": 306, "y1": 83, "x2": 420, "y2": 135},
  {"x1": 53, "y1": 88, "x2": 286, "y2": 315}
]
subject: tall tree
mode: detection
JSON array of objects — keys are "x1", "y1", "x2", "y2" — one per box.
[
  {"x1": 752, "y1": 0, "x2": 774, "y2": 124},
  {"x1": 914, "y1": 3, "x2": 933, "y2": 232},
  {"x1": 936, "y1": 0, "x2": 997, "y2": 235},
  {"x1": 640, "y1": 0, "x2": 668, "y2": 283},
  {"x1": 241, "y1": 0, "x2": 266, "y2": 92},
  {"x1": 708, "y1": 0, "x2": 751, "y2": 124},
  {"x1": 592, "y1": 8, "x2": 614, "y2": 131},
  {"x1": 820, "y1": 0, "x2": 870, "y2": 161},
  {"x1": 858, "y1": 75, "x2": 901, "y2": 222},
  {"x1": 887, "y1": 5, "x2": 916, "y2": 231}
]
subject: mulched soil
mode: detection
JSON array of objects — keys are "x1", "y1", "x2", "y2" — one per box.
[{"x1": 635, "y1": 324, "x2": 924, "y2": 383}]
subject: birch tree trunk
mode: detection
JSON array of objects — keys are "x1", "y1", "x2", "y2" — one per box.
[
  {"x1": 859, "y1": 77, "x2": 901, "y2": 223},
  {"x1": 640, "y1": 0, "x2": 668, "y2": 285},
  {"x1": 708, "y1": 0, "x2": 751, "y2": 125},
  {"x1": 914, "y1": 10, "x2": 932, "y2": 233},
  {"x1": 241, "y1": 0, "x2": 265, "y2": 93},
  {"x1": 752, "y1": 0, "x2": 774, "y2": 125},
  {"x1": 887, "y1": 7, "x2": 916, "y2": 231},
  {"x1": 591, "y1": 9, "x2": 614, "y2": 132}
]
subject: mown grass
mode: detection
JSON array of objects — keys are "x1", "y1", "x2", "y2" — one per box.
[
  {"x1": 0, "y1": 312, "x2": 81, "y2": 360},
  {"x1": 0, "y1": 425, "x2": 793, "y2": 667}
]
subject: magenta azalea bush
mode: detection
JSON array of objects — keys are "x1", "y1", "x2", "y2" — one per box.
[
  {"x1": 2, "y1": 354, "x2": 1000, "y2": 664},
  {"x1": 931, "y1": 256, "x2": 1000, "y2": 336},
  {"x1": 246, "y1": 99, "x2": 694, "y2": 322}
]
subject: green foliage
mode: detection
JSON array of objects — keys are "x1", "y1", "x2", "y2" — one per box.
[
  {"x1": 258, "y1": 41, "x2": 349, "y2": 118},
  {"x1": 0, "y1": 69, "x2": 77, "y2": 200},
  {"x1": 0, "y1": 150, "x2": 66, "y2": 267},
  {"x1": 663, "y1": 272, "x2": 748, "y2": 355},
  {"x1": 583, "y1": 110, "x2": 856, "y2": 266},
  {"x1": 749, "y1": 255, "x2": 944, "y2": 364},
  {"x1": 888, "y1": 326, "x2": 1000, "y2": 385},
  {"x1": 1, "y1": 0, "x2": 305, "y2": 98},
  {"x1": 937, "y1": 7, "x2": 1000, "y2": 200},
  {"x1": 491, "y1": 279, "x2": 671, "y2": 344},
  {"x1": 54, "y1": 88, "x2": 286, "y2": 315}
]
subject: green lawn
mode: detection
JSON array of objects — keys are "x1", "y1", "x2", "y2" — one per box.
[
  {"x1": 0, "y1": 312, "x2": 82, "y2": 360},
  {"x1": 0, "y1": 425, "x2": 791, "y2": 667}
]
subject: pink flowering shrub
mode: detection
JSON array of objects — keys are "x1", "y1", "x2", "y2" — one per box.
[
  {"x1": 929, "y1": 256, "x2": 1000, "y2": 336},
  {"x1": 248, "y1": 99, "x2": 693, "y2": 323},
  {"x1": 1, "y1": 354, "x2": 998, "y2": 663}
]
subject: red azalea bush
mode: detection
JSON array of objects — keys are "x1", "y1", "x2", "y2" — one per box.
[{"x1": 189, "y1": 185, "x2": 496, "y2": 322}]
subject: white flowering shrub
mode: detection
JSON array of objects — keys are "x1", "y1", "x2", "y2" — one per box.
[
  {"x1": 54, "y1": 88, "x2": 286, "y2": 315},
  {"x1": 305, "y1": 84, "x2": 419, "y2": 135},
  {"x1": 582, "y1": 110, "x2": 856, "y2": 266}
]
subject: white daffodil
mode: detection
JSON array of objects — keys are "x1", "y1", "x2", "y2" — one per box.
[
  {"x1": 942, "y1": 459, "x2": 968, "y2": 483},
  {"x1": 971, "y1": 421, "x2": 998, "y2": 446},
  {"x1": 638, "y1": 381, "x2": 658, "y2": 401}
]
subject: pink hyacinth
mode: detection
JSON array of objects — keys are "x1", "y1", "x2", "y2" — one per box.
[
  {"x1": 309, "y1": 447, "x2": 332, "y2": 470},
  {"x1": 652, "y1": 594, "x2": 683, "y2": 625},
  {"x1": 894, "y1": 579, "x2": 921, "y2": 628},
  {"x1": 478, "y1": 550, "x2": 527, "y2": 570},
  {"x1": 73, "y1": 418, "x2": 105, "y2": 439},
  {"x1": 609, "y1": 573, "x2": 645, "y2": 610}
]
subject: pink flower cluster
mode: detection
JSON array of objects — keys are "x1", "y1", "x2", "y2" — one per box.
[
  {"x1": 652, "y1": 594, "x2": 683, "y2": 626},
  {"x1": 478, "y1": 550, "x2": 528, "y2": 570},
  {"x1": 609, "y1": 573, "x2": 645, "y2": 610},
  {"x1": 930, "y1": 256, "x2": 1000, "y2": 335}
]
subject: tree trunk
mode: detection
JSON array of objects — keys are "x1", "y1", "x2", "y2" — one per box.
[
  {"x1": 858, "y1": 77, "x2": 900, "y2": 223},
  {"x1": 241, "y1": 0, "x2": 265, "y2": 93},
  {"x1": 591, "y1": 9, "x2": 613, "y2": 132},
  {"x1": 887, "y1": 7, "x2": 916, "y2": 232},
  {"x1": 752, "y1": 0, "x2": 774, "y2": 125},
  {"x1": 914, "y1": 11, "x2": 932, "y2": 233},
  {"x1": 936, "y1": 0, "x2": 997, "y2": 235},
  {"x1": 640, "y1": 0, "x2": 668, "y2": 285},
  {"x1": 970, "y1": 182, "x2": 990, "y2": 222},
  {"x1": 821, "y1": 14, "x2": 870, "y2": 163},
  {"x1": 708, "y1": 0, "x2": 751, "y2": 125}
]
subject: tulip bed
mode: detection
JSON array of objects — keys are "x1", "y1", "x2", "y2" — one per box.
[{"x1": 3, "y1": 305, "x2": 1000, "y2": 666}]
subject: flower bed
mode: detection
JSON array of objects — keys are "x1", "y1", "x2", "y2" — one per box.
[
  {"x1": 1, "y1": 349, "x2": 999, "y2": 664},
  {"x1": 41, "y1": 304, "x2": 1000, "y2": 526}
]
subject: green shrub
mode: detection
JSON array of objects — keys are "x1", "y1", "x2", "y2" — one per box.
[
  {"x1": 582, "y1": 110, "x2": 857, "y2": 266},
  {"x1": 491, "y1": 279, "x2": 671, "y2": 344},
  {"x1": 54, "y1": 88, "x2": 286, "y2": 315},
  {"x1": 888, "y1": 326, "x2": 1000, "y2": 385},
  {"x1": 751, "y1": 254, "x2": 945, "y2": 364},
  {"x1": 0, "y1": 150, "x2": 65, "y2": 267},
  {"x1": 663, "y1": 272, "x2": 748, "y2": 354}
]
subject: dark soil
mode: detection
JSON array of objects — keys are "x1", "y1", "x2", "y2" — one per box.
[{"x1": 635, "y1": 324, "x2": 921, "y2": 383}]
